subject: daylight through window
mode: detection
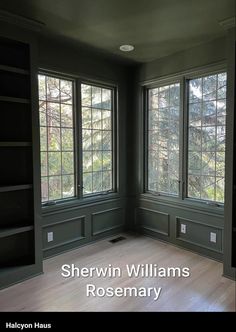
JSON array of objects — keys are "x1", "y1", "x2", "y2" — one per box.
[
  {"x1": 38, "y1": 74, "x2": 75, "y2": 202},
  {"x1": 81, "y1": 84, "x2": 113, "y2": 195},
  {"x1": 188, "y1": 73, "x2": 227, "y2": 202},
  {"x1": 146, "y1": 70, "x2": 227, "y2": 205},
  {"x1": 38, "y1": 75, "x2": 115, "y2": 204},
  {"x1": 148, "y1": 83, "x2": 180, "y2": 195}
]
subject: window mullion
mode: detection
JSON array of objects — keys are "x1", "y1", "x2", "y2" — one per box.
[
  {"x1": 113, "y1": 87, "x2": 118, "y2": 193},
  {"x1": 144, "y1": 87, "x2": 149, "y2": 192},
  {"x1": 180, "y1": 77, "x2": 187, "y2": 200},
  {"x1": 76, "y1": 79, "x2": 83, "y2": 198}
]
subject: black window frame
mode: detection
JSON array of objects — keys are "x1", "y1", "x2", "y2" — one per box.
[
  {"x1": 144, "y1": 64, "x2": 227, "y2": 210},
  {"x1": 38, "y1": 70, "x2": 118, "y2": 209}
]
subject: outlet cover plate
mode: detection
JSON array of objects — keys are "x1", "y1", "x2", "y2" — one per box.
[
  {"x1": 47, "y1": 232, "x2": 53, "y2": 242},
  {"x1": 181, "y1": 224, "x2": 186, "y2": 234},
  {"x1": 210, "y1": 232, "x2": 217, "y2": 243}
]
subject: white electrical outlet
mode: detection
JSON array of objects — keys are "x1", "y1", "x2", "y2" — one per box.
[
  {"x1": 47, "y1": 232, "x2": 53, "y2": 242},
  {"x1": 181, "y1": 224, "x2": 186, "y2": 234},
  {"x1": 210, "y1": 232, "x2": 217, "y2": 243}
]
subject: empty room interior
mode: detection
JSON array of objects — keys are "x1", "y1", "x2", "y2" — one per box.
[{"x1": 0, "y1": 0, "x2": 235, "y2": 312}]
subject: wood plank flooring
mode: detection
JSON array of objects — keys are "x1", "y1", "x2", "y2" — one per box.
[{"x1": 0, "y1": 234, "x2": 235, "y2": 312}]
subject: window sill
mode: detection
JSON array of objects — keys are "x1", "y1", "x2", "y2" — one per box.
[
  {"x1": 41, "y1": 192, "x2": 121, "y2": 215},
  {"x1": 139, "y1": 192, "x2": 224, "y2": 216}
]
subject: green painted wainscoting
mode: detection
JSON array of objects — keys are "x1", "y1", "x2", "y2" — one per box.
[{"x1": 42, "y1": 198, "x2": 126, "y2": 258}]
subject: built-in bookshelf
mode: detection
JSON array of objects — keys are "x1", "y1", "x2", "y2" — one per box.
[{"x1": 0, "y1": 35, "x2": 42, "y2": 287}]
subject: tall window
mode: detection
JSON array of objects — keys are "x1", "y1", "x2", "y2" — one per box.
[
  {"x1": 148, "y1": 83, "x2": 180, "y2": 194},
  {"x1": 38, "y1": 74, "x2": 115, "y2": 204},
  {"x1": 146, "y1": 70, "x2": 227, "y2": 205},
  {"x1": 38, "y1": 74, "x2": 75, "y2": 202},
  {"x1": 188, "y1": 73, "x2": 226, "y2": 202},
  {"x1": 81, "y1": 84, "x2": 113, "y2": 195}
]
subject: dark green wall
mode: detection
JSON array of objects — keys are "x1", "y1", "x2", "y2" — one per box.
[{"x1": 138, "y1": 37, "x2": 226, "y2": 82}]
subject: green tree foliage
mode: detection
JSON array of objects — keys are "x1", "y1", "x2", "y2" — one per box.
[
  {"x1": 148, "y1": 83, "x2": 180, "y2": 194},
  {"x1": 81, "y1": 84, "x2": 113, "y2": 194},
  {"x1": 188, "y1": 73, "x2": 226, "y2": 202},
  {"x1": 38, "y1": 75, "x2": 74, "y2": 201},
  {"x1": 148, "y1": 73, "x2": 226, "y2": 203}
]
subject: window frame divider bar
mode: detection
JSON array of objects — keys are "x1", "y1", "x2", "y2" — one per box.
[
  {"x1": 76, "y1": 78, "x2": 83, "y2": 198},
  {"x1": 182, "y1": 76, "x2": 189, "y2": 200}
]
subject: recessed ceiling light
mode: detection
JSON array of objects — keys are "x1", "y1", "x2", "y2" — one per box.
[{"x1": 119, "y1": 44, "x2": 134, "y2": 52}]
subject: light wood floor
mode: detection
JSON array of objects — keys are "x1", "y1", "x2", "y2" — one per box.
[{"x1": 0, "y1": 233, "x2": 235, "y2": 312}]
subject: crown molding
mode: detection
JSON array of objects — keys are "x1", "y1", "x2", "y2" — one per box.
[
  {"x1": 218, "y1": 17, "x2": 236, "y2": 30},
  {"x1": 0, "y1": 9, "x2": 45, "y2": 32}
]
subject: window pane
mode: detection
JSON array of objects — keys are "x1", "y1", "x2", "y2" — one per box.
[
  {"x1": 62, "y1": 175, "x2": 74, "y2": 198},
  {"x1": 38, "y1": 75, "x2": 46, "y2": 100},
  {"x1": 41, "y1": 177, "x2": 48, "y2": 202},
  {"x1": 62, "y1": 152, "x2": 74, "y2": 174},
  {"x1": 61, "y1": 104, "x2": 73, "y2": 127},
  {"x1": 93, "y1": 151, "x2": 103, "y2": 171},
  {"x1": 49, "y1": 176, "x2": 61, "y2": 200},
  {"x1": 83, "y1": 172, "x2": 93, "y2": 194},
  {"x1": 149, "y1": 88, "x2": 158, "y2": 109},
  {"x1": 93, "y1": 172, "x2": 102, "y2": 192},
  {"x1": 103, "y1": 151, "x2": 112, "y2": 170},
  {"x1": 102, "y1": 110, "x2": 112, "y2": 130},
  {"x1": 92, "y1": 86, "x2": 102, "y2": 108},
  {"x1": 39, "y1": 102, "x2": 46, "y2": 126},
  {"x1": 103, "y1": 171, "x2": 112, "y2": 191},
  {"x1": 202, "y1": 101, "x2": 216, "y2": 126},
  {"x1": 83, "y1": 129, "x2": 92, "y2": 150},
  {"x1": 40, "y1": 152, "x2": 48, "y2": 177},
  {"x1": 81, "y1": 84, "x2": 91, "y2": 106},
  {"x1": 92, "y1": 109, "x2": 102, "y2": 129},
  {"x1": 48, "y1": 152, "x2": 61, "y2": 176},
  {"x1": 46, "y1": 76, "x2": 60, "y2": 102},
  {"x1": 188, "y1": 175, "x2": 201, "y2": 198},
  {"x1": 40, "y1": 127, "x2": 47, "y2": 151},
  {"x1": 102, "y1": 131, "x2": 112, "y2": 150},
  {"x1": 83, "y1": 151, "x2": 92, "y2": 172},
  {"x1": 92, "y1": 130, "x2": 103, "y2": 150},
  {"x1": 38, "y1": 74, "x2": 75, "y2": 203},
  {"x1": 102, "y1": 88, "x2": 111, "y2": 110},
  {"x1": 147, "y1": 83, "x2": 180, "y2": 195},
  {"x1": 48, "y1": 127, "x2": 61, "y2": 151},
  {"x1": 202, "y1": 127, "x2": 216, "y2": 151},
  {"x1": 201, "y1": 177, "x2": 215, "y2": 201},
  {"x1": 61, "y1": 128, "x2": 73, "y2": 151},
  {"x1": 47, "y1": 102, "x2": 60, "y2": 127},
  {"x1": 203, "y1": 75, "x2": 217, "y2": 101},
  {"x1": 187, "y1": 73, "x2": 227, "y2": 203},
  {"x1": 216, "y1": 177, "x2": 224, "y2": 202},
  {"x1": 82, "y1": 84, "x2": 113, "y2": 194},
  {"x1": 189, "y1": 78, "x2": 202, "y2": 103},
  {"x1": 60, "y1": 80, "x2": 73, "y2": 104},
  {"x1": 170, "y1": 84, "x2": 180, "y2": 106},
  {"x1": 189, "y1": 103, "x2": 201, "y2": 126},
  {"x1": 82, "y1": 107, "x2": 92, "y2": 129},
  {"x1": 217, "y1": 73, "x2": 227, "y2": 99}
]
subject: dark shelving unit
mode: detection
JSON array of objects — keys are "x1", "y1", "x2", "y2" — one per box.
[{"x1": 0, "y1": 35, "x2": 42, "y2": 288}]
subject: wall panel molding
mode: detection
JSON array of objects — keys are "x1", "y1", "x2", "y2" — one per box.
[
  {"x1": 91, "y1": 207, "x2": 125, "y2": 236},
  {"x1": 43, "y1": 216, "x2": 86, "y2": 250},
  {"x1": 42, "y1": 215, "x2": 86, "y2": 228},
  {"x1": 176, "y1": 216, "x2": 223, "y2": 253},
  {"x1": 135, "y1": 207, "x2": 170, "y2": 236}
]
